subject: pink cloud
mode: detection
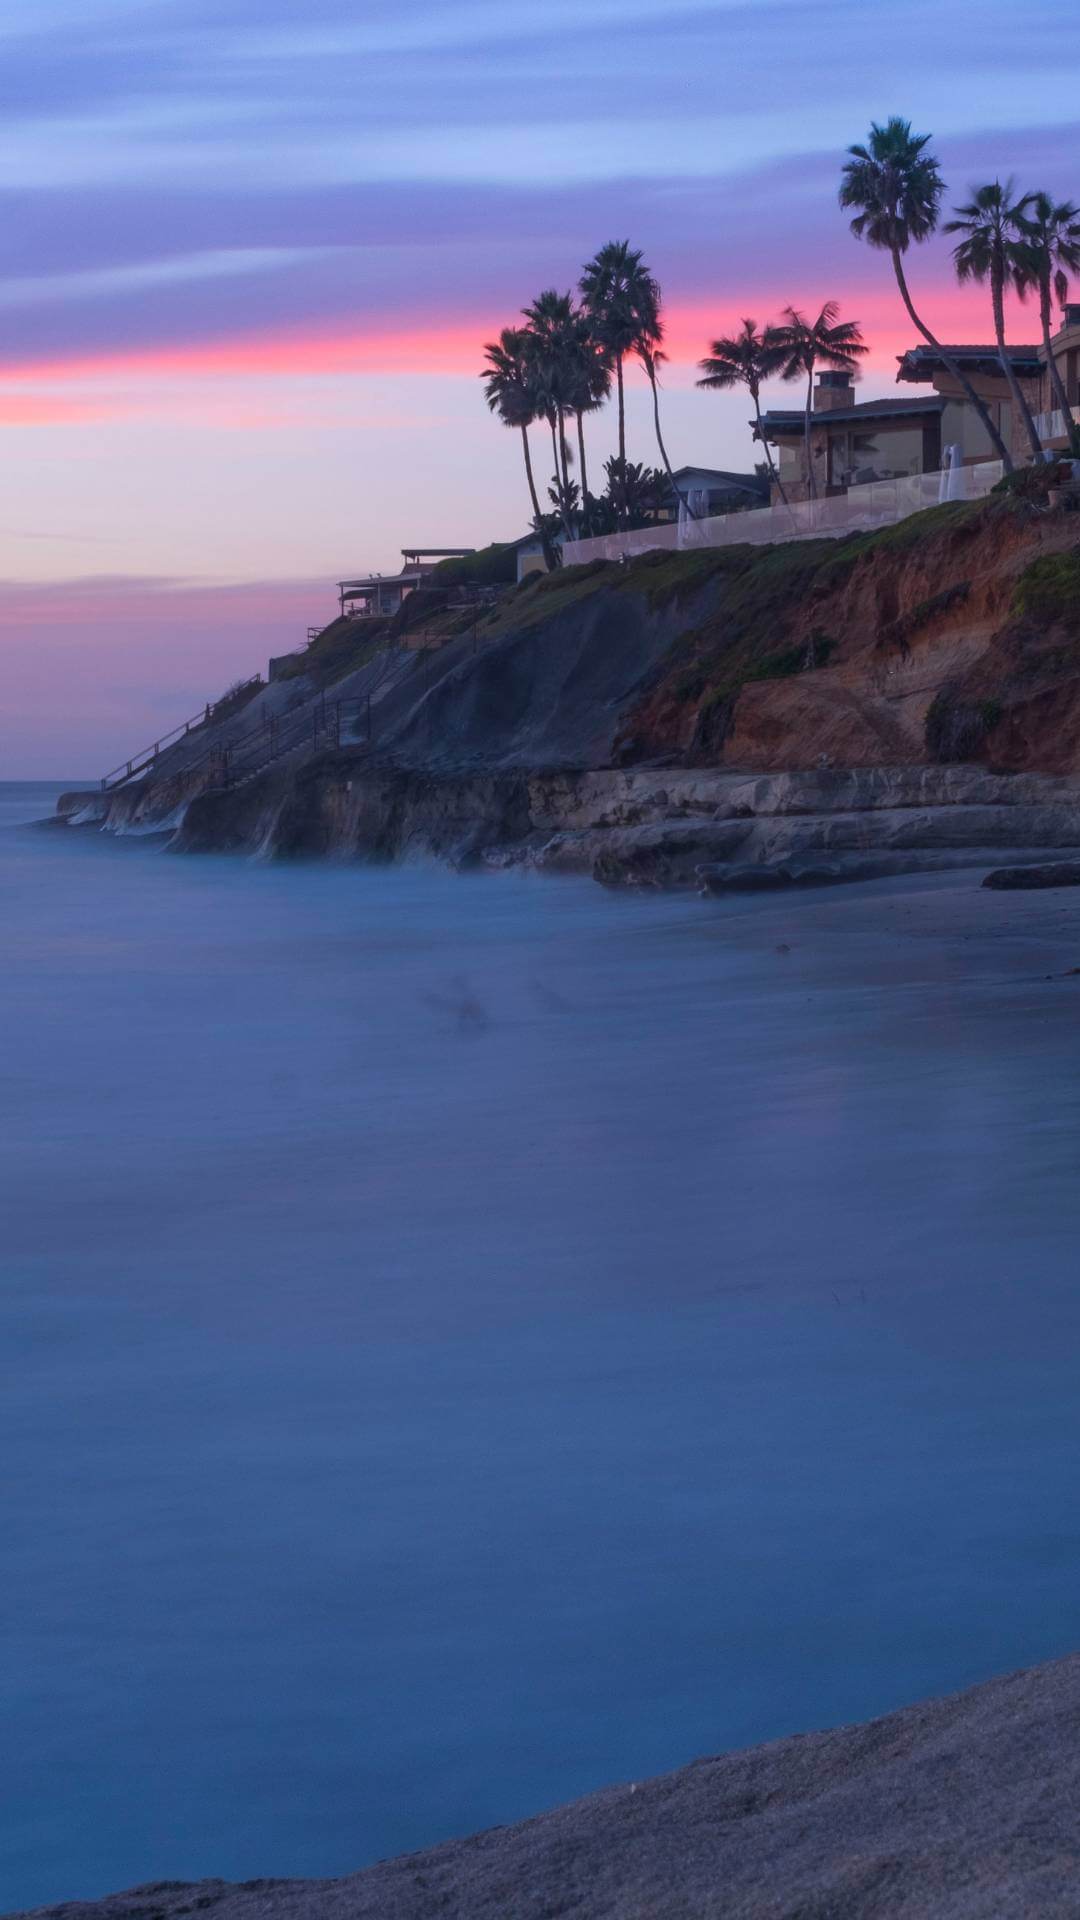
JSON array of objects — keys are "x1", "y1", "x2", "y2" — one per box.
[
  {"x1": 0, "y1": 320, "x2": 487, "y2": 385},
  {"x1": 663, "y1": 285, "x2": 1038, "y2": 375},
  {"x1": 0, "y1": 278, "x2": 1038, "y2": 407},
  {"x1": 0, "y1": 574, "x2": 329, "y2": 627},
  {"x1": 0, "y1": 392, "x2": 114, "y2": 425}
]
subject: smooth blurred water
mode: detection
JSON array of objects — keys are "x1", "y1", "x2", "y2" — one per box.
[{"x1": 4, "y1": 781, "x2": 1080, "y2": 1910}]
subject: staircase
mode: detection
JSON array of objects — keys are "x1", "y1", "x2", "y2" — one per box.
[
  {"x1": 100, "y1": 678, "x2": 264, "y2": 792},
  {"x1": 203, "y1": 696, "x2": 372, "y2": 792}
]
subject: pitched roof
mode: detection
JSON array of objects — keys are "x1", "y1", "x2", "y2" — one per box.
[
  {"x1": 756, "y1": 395, "x2": 946, "y2": 439},
  {"x1": 511, "y1": 529, "x2": 566, "y2": 551},
  {"x1": 669, "y1": 466, "x2": 767, "y2": 492},
  {"x1": 897, "y1": 343, "x2": 1042, "y2": 382}
]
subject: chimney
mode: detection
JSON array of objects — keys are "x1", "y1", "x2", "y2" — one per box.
[{"x1": 814, "y1": 370, "x2": 855, "y2": 412}]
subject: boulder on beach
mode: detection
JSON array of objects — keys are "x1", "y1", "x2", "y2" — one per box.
[{"x1": 983, "y1": 862, "x2": 1080, "y2": 889}]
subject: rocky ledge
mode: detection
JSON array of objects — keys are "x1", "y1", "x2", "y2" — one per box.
[
  {"x1": 11, "y1": 1652, "x2": 1080, "y2": 1920},
  {"x1": 54, "y1": 498, "x2": 1080, "y2": 891},
  {"x1": 57, "y1": 760, "x2": 1080, "y2": 893}
]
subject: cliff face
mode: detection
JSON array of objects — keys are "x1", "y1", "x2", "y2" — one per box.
[
  {"x1": 58, "y1": 495, "x2": 1080, "y2": 887},
  {"x1": 615, "y1": 495, "x2": 1080, "y2": 773}
]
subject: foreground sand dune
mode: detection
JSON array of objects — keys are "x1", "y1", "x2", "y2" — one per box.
[{"x1": 13, "y1": 1653, "x2": 1080, "y2": 1920}]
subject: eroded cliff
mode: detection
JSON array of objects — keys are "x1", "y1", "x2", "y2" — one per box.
[{"x1": 58, "y1": 490, "x2": 1080, "y2": 887}]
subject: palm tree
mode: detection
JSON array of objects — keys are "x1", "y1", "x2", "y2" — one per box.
[
  {"x1": 1014, "y1": 191, "x2": 1080, "y2": 436},
  {"x1": 521, "y1": 289, "x2": 580, "y2": 532},
  {"x1": 839, "y1": 118, "x2": 1012, "y2": 469},
  {"x1": 944, "y1": 180, "x2": 1043, "y2": 458},
  {"x1": 532, "y1": 382, "x2": 576, "y2": 542},
  {"x1": 697, "y1": 319, "x2": 790, "y2": 505},
  {"x1": 636, "y1": 338, "x2": 698, "y2": 518},
  {"x1": 480, "y1": 326, "x2": 550, "y2": 543},
  {"x1": 776, "y1": 302, "x2": 867, "y2": 499},
  {"x1": 564, "y1": 309, "x2": 611, "y2": 520},
  {"x1": 601, "y1": 457, "x2": 668, "y2": 528},
  {"x1": 579, "y1": 239, "x2": 658, "y2": 522}
]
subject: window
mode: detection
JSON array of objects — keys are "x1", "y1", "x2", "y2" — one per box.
[{"x1": 828, "y1": 424, "x2": 926, "y2": 487}]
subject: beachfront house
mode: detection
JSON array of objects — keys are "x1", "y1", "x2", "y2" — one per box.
[
  {"x1": 666, "y1": 466, "x2": 769, "y2": 515},
  {"x1": 755, "y1": 359, "x2": 1030, "y2": 505},
  {"x1": 512, "y1": 530, "x2": 566, "y2": 582},
  {"x1": 1036, "y1": 304, "x2": 1080, "y2": 445},
  {"x1": 898, "y1": 317, "x2": 1080, "y2": 458},
  {"x1": 754, "y1": 334, "x2": 1072, "y2": 507},
  {"x1": 894, "y1": 343, "x2": 1043, "y2": 467},
  {"x1": 338, "y1": 547, "x2": 475, "y2": 618}
]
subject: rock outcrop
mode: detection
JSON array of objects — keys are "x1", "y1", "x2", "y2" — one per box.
[{"x1": 56, "y1": 495, "x2": 1080, "y2": 887}]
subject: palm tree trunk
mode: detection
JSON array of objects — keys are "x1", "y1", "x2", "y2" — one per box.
[
  {"x1": 646, "y1": 358, "x2": 694, "y2": 517},
  {"x1": 576, "y1": 413, "x2": 589, "y2": 504},
  {"x1": 615, "y1": 352, "x2": 627, "y2": 525},
  {"x1": 890, "y1": 244, "x2": 1013, "y2": 471},
  {"x1": 549, "y1": 415, "x2": 573, "y2": 542},
  {"x1": 993, "y1": 272, "x2": 1043, "y2": 458},
  {"x1": 522, "y1": 423, "x2": 559, "y2": 571},
  {"x1": 520, "y1": 423, "x2": 543, "y2": 525},
  {"x1": 1041, "y1": 277, "x2": 1074, "y2": 432},
  {"x1": 804, "y1": 368, "x2": 816, "y2": 501},
  {"x1": 556, "y1": 405, "x2": 571, "y2": 496},
  {"x1": 752, "y1": 388, "x2": 789, "y2": 507}
]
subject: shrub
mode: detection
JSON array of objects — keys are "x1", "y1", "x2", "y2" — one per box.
[
  {"x1": 744, "y1": 630, "x2": 836, "y2": 681},
  {"x1": 925, "y1": 688, "x2": 1003, "y2": 761},
  {"x1": 992, "y1": 462, "x2": 1071, "y2": 501},
  {"x1": 888, "y1": 580, "x2": 971, "y2": 649},
  {"x1": 427, "y1": 543, "x2": 518, "y2": 589},
  {"x1": 1012, "y1": 550, "x2": 1080, "y2": 632}
]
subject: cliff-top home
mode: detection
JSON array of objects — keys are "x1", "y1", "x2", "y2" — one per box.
[
  {"x1": 756, "y1": 313, "x2": 1080, "y2": 506},
  {"x1": 338, "y1": 547, "x2": 475, "y2": 618}
]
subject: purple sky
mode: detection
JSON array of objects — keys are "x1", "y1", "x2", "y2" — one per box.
[{"x1": 2, "y1": 0, "x2": 1077, "y2": 774}]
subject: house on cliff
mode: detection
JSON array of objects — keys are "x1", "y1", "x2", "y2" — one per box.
[
  {"x1": 756, "y1": 315, "x2": 1080, "y2": 506},
  {"x1": 337, "y1": 547, "x2": 475, "y2": 618},
  {"x1": 897, "y1": 310, "x2": 1080, "y2": 458}
]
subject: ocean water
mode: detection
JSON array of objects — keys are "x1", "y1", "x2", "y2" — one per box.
[{"x1": 4, "y1": 780, "x2": 1080, "y2": 1910}]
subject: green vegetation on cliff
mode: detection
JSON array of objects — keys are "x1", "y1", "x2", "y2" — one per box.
[
  {"x1": 1012, "y1": 550, "x2": 1080, "y2": 632},
  {"x1": 427, "y1": 543, "x2": 519, "y2": 589},
  {"x1": 274, "y1": 616, "x2": 394, "y2": 685}
]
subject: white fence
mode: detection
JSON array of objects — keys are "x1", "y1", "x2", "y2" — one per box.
[{"x1": 561, "y1": 461, "x2": 1005, "y2": 567}]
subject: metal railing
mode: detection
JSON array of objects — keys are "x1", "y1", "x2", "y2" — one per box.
[
  {"x1": 561, "y1": 461, "x2": 1005, "y2": 568},
  {"x1": 100, "y1": 678, "x2": 263, "y2": 791},
  {"x1": 201, "y1": 696, "x2": 369, "y2": 792}
]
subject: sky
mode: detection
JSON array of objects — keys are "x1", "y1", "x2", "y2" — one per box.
[{"x1": 2, "y1": 0, "x2": 1079, "y2": 774}]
